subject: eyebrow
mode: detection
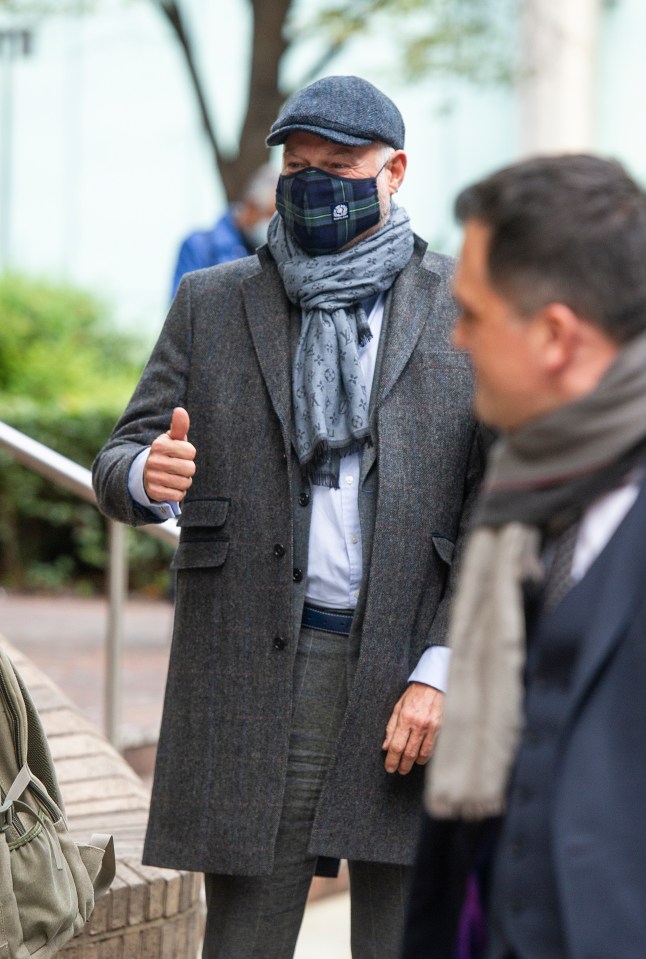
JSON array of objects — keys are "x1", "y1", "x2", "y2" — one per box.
[{"x1": 283, "y1": 144, "x2": 356, "y2": 160}]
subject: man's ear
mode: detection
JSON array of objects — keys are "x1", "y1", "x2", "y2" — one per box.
[
  {"x1": 386, "y1": 151, "x2": 407, "y2": 194},
  {"x1": 538, "y1": 302, "x2": 620, "y2": 398},
  {"x1": 537, "y1": 302, "x2": 581, "y2": 373}
]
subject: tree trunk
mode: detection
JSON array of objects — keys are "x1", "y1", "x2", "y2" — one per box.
[
  {"x1": 220, "y1": 0, "x2": 291, "y2": 200},
  {"x1": 156, "y1": 0, "x2": 291, "y2": 202}
]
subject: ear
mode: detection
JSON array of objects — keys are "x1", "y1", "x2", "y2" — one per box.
[
  {"x1": 537, "y1": 302, "x2": 581, "y2": 373},
  {"x1": 385, "y1": 151, "x2": 407, "y2": 194},
  {"x1": 538, "y1": 302, "x2": 621, "y2": 398}
]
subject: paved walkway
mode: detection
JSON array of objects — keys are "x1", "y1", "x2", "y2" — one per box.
[
  {"x1": 0, "y1": 590, "x2": 173, "y2": 747},
  {"x1": 0, "y1": 589, "x2": 351, "y2": 958}
]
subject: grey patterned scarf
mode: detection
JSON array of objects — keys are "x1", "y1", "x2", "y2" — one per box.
[
  {"x1": 267, "y1": 205, "x2": 414, "y2": 487},
  {"x1": 427, "y1": 327, "x2": 646, "y2": 819}
]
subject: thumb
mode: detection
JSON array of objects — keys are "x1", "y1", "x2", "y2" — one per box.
[{"x1": 168, "y1": 406, "x2": 190, "y2": 441}]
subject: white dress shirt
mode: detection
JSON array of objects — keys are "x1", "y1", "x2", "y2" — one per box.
[{"x1": 571, "y1": 474, "x2": 641, "y2": 581}]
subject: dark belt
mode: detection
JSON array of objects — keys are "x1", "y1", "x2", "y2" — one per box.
[{"x1": 301, "y1": 602, "x2": 354, "y2": 636}]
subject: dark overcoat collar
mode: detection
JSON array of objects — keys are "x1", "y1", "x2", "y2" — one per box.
[{"x1": 240, "y1": 246, "x2": 293, "y2": 443}]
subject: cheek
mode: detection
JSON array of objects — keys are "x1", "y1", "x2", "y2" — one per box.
[
  {"x1": 377, "y1": 177, "x2": 393, "y2": 207},
  {"x1": 473, "y1": 337, "x2": 521, "y2": 392}
]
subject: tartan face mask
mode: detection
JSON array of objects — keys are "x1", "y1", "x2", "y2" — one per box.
[{"x1": 275, "y1": 165, "x2": 384, "y2": 256}]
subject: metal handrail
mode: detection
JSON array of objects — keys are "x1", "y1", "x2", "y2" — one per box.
[{"x1": 0, "y1": 419, "x2": 179, "y2": 748}]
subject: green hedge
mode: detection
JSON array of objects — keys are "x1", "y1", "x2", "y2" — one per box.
[{"x1": 0, "y1": 274, "x2": 172, "y2": 595}]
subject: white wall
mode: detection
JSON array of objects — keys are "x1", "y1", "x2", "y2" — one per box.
[
  {"x1": 597, "y1": 0, "x2": 646, "y2": 184},
  {"x1": 1, "y1": 0, "x2": 641, "y2": 341},
  {"x1": 519, "y1": 0, "x2": 602, "y2": 154}
]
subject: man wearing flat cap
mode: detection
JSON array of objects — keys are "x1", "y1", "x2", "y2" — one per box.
[{"x1": 93, "y1": 75, "x2": 486, "y2": 957}]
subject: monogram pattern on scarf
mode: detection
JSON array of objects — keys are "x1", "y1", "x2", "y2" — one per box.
[{"x1": 267, "y1": 204, "x2": 414, "y2": 486}]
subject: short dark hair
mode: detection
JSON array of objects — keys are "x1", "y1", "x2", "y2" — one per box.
[{"x1": 455, "y1": 154, "x2": 646, "y2": 342}]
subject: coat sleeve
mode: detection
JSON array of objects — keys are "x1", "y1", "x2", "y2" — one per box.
[
  {"x1": 92, "y1": 277, "x2": 194, "y2": 527},
  {"x1": 425, "y1": 424, "x2": 496, "y2": 649}
]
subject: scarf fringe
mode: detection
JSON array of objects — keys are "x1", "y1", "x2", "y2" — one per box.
[
  {"x1": 303, "y1": 436, "x2": 372, "y2": 488},
  {"x1": 308, "y1": 436, "x2": 372, "y2": 466},
  {"x1": 308, "y1": 470, "x2": 340, "y2": 489},
  {"x1": 428, "y1": 797, "x2": 507, "y2": 821}
]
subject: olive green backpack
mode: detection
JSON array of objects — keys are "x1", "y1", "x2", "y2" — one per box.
[{"x1": 0, "y1": 643, "x2": 115, "y2": 958}]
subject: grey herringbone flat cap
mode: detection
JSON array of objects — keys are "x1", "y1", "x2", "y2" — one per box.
[{"x1": 266, "y1": 75, "x2": 405, "y2": 151}]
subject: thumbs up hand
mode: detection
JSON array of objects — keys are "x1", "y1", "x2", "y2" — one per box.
[{"x1": 144, "y1": 407, "x2": 196, "y2": 503}]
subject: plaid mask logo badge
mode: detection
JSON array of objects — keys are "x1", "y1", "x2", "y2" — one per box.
[{"x1": 276, "y1": 166, "x2": 382, "y2": 256}]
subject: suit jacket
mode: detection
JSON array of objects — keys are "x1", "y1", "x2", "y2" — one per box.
[
  {"x1": 517, "y1": 474, "x2": 646, "y2": 958},
  {"x1": 92, "y1": 237, "x2": 484, "y2": 875},
  {"x1": 402, "y1": 475, "x2": 646, "y2": 959}
]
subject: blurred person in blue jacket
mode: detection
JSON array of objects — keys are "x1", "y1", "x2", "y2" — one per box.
[{"x1": 170, "y1": 163, "x2": 278, "y2": 297}]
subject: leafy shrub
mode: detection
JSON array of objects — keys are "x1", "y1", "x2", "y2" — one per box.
[{"x1": 0, "y1": 274, "x2": 173, "y2": 595}]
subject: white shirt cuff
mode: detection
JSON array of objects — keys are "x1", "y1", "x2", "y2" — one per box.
[
  {"x1": 128, "y1": 448, "x2": 182, "y2": 520},
  {"x1": 408, "y1": 645, "x2": 451, "y2": 693}
]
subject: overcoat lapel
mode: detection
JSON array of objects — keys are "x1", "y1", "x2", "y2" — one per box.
[
  {"x1": 241, "y1": 254, "x2": 293, "y2": 441},
  {"x1": 362, "y1": 240, "x2": 439, "y2": 479},
  {"x1": 372, "y1": 242, "x2": 438, "y2": 415}
]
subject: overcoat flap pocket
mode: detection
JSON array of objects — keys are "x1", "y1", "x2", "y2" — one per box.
[
  {"x1": 178, "y1": 497, "x2": 229, "y2": 528},
  {"x1": 431, "y1": 534, "x2": 455, "y2": 566},
  {"x1": 171, "y1": 540, "x2": 229, "y2": 570}
]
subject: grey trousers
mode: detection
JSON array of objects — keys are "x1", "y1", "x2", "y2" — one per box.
[{"x1": 202, "y1": 626, "x2": 411, "y2": 959}]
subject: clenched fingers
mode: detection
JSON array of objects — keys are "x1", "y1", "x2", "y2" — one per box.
[{"x1": 144, "y1": 428, "x2": 196, "y2": 503}]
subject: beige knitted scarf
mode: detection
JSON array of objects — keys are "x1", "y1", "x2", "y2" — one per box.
[{"x1": 427, "y1": 327, "x2": 646, "y2": 819}]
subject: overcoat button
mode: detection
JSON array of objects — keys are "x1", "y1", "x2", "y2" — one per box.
[
  {"x1": 273, "y1": 544, "x2": 286, "y2": 558},
  {"x1": 273, "y1": 636, "x2": 286, "y2": 650},
  {"x1": 282, "y1": 452, "x2": 288, "y2": 464},
  {"x1": 293, "y1": 568, "x2": 303, "y2": 582},
  {"x1": 298, "y1": 492, "x2": 310, "y2": 507}
]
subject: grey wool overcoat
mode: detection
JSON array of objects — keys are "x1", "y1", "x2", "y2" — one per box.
[{"x1": 92, "y1": 236, "x2": 487, "y2": 876}]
